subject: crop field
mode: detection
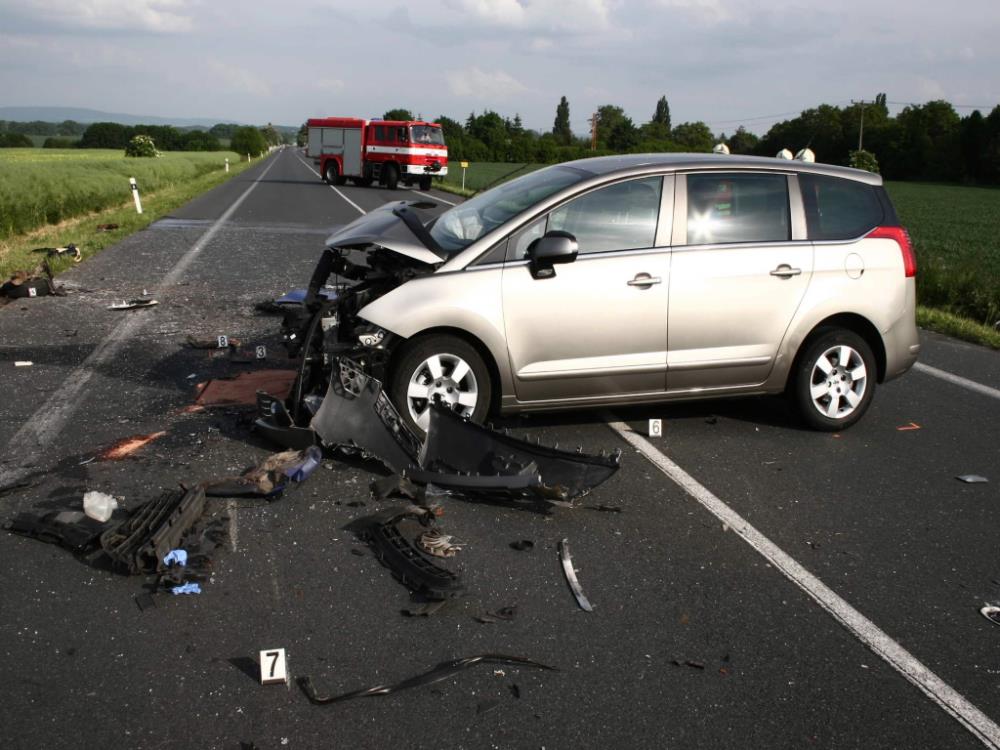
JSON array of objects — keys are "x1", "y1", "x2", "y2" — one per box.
[
  {"x1": 0, "y1": 148, "x2": 243, "y2": 240},
  {"x1": 439, "y1": 161, "x2": 544, "y2": 192}
]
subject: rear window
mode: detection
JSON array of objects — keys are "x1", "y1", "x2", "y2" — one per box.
[
  {"x1": 800, "y1": 174, "x2": 884, "y2": 240},
  {"x1": 685, "y1": 173, "x2": 790, "y2": 244}
]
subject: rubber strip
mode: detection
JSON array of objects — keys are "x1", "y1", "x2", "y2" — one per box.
[
  {"x1": 558, "y1": 538, "x2": 594, "y2": 612},
  {"x1": 299, "y1": 654, "x2": 556, "y2": 705}
]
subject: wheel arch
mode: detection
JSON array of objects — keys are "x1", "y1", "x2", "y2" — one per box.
[
  {"x1": 390, "y1": 326, "x2": 502, "y2": 416},
  {"x1": 787, "y1": 313, "x2": 887, "y2": 388}
]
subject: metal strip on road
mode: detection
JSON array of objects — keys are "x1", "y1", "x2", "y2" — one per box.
[
  {"x1": 294, "y1": 154, "x2": 367, "y2": 216},
  {"x1": 914, "y1": 362, "x2": 1000, "y2": 402},
  {"x1": 607, "y1": 419, "x2": 1000, "y2": 749},
  {"x1": 0, "y1": 154, "x2": 281, "y2": 488}
]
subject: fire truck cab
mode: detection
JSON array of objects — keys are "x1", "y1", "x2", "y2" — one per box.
[{"x1": 306, "y1": 117, "x2": 448, "y2": 191}]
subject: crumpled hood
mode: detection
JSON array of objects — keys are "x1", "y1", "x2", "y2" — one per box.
[{"x1": 324, "y1": 202, "x2": 443, "y2": 266}]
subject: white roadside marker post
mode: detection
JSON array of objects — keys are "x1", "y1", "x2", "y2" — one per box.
[
  {"x1": 129, "y1": 178, "x2": 142, "y2": 214},
  {"x1": 225, "y1": 158, "x2": 229, "y2": 173}
]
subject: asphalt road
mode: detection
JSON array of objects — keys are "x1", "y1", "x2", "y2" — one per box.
[{"x1": 1, "y1": 147, "x2": 998, "y2": 749}]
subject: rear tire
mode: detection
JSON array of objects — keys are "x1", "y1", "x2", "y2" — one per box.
[
  {"x1": 419, "y1": 175, "x2": 433, "y2": 191},
  {"x1": 384, "y1": 163, "x2": 399, "y2": 190},
  {"x1": 791, "y1": 327, "x2": 876, "y2": 431},
  {"x1": 323, "y1": 161, "x2": 340, "y2": 184},
  {"x1": 389, "y1": 334, "x2": 491, "y2": 438}
]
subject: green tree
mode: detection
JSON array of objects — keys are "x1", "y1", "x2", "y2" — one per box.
[
  {"x1": 125, "y1": 134, "x2": 158, "y2": 157},
  {"x1": 671, "y1": 121, "x2": 714, "y2": 151},
  {"x1": 260, "y1": 123, "x2": 281, "y2": 147},
  {"x1": 652, "y1": 96, "x2": 671, "y2": 132},
  {"x1": 296, "y1": 122, "x2": 308, "y2": 147},
  {"x1": 849, "y1": 149, "x2": 879, "y2": 173},
  {"x1": 727, "y1": 126, "x2": 759, "y2": 154},
  {"x1": 553, "y1": 96, "x2": 572, "y2": 146},
  {"x1": 43, "y1": 137, "x2": 76, "y2": 148},
  {"x1": 231, "y1": 126, "x2": 267, "y2": 157},
  {"x1": 80, "y1": 122, "x2": 132, "y2": 149},
  {"x1": 209, "y1": 123, "x2": 240, "y2": 139},
  {"x1": 383, "y1": 108, "x2": 414, "y2": 121},
  {"x1": 0, "y1": 133, "x2": 33, "y2": 147}
]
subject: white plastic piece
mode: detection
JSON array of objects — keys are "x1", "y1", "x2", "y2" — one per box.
[
  {"x1": 648, "y1": 418, "x2": 663, "y2": 437},
  {"x1": 776, "y1": 148, "x2": 793, "y2": 160},
  {"x1": 795, "y1": 147, "x2": 816, "y2": 162},
  {"x1": 713, "y1": 142, "x2": 730, "y2": 155},
  {"x1": 83, "y1": 491, "x2": 119, "y2": 522},
  {"x1": 259, "y1": 648, "x2": 288, "y2": 685},
  {"x1": 14, "y1": 361, "x2": 33, "y2": 367}
]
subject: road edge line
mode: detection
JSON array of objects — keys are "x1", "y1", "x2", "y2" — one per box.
[
  {"x1": 914, "y1": 362, "x2": 1000, "y2": 402},
  {"x1": 294, "y1": 155, "x2": 366, "y2": 216},
  {"x1": 607, "y1": 419, "x2": 1000, "y2": 749}
]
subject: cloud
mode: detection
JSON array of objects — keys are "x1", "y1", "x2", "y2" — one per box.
[
  {"x1": 2, "y1": 0, "x2": 193, "y2": 33},
  {"x1": 442, "y1": 0, "x2": 614, "y2": 34},
  {"x1": 207, "y1": 60, "x2": 271, "y2": 97},
  {"x1": 446, "y1": 67, "x2": 528, "y2": 99},
  {"x1": 650, "y1": 0, "x2": 731, "y2": 23}
]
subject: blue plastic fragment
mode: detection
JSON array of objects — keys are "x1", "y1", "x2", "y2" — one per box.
[
  {"x1": 284, "y1": 445, "x2": 323, "y2": 483},
  {"x1": 172, "y1": 582, "x2": 201, "y2": 595},
  {"x1": 163, "y1": 549, "x2": 188, "y2": 567},
  {"x1": 274, "y1": 288, "x2": 336, "y2": 305}
]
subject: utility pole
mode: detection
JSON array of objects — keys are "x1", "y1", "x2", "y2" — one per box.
[
  {"x1": 852, "y1": 99, "x2": 866, "y2": 151},
  {"x1": 590, "y1": 112, "x2": 598, "y2": 151}
]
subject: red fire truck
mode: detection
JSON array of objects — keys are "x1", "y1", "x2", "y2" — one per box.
[{"x1": 306, "y1": 117, "x2": 448, "y2": 191}]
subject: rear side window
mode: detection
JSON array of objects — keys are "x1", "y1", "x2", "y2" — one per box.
[
  {"x1": 800, "y1": 174, "x2": 884, "y2": 240},
  {"x1": 685, "y1": 173, "x2": 789, "y2": 244}
]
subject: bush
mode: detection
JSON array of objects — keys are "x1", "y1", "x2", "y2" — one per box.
[
  {"x1": 0, "y1": 133, "x2": 34, "y2": 148},
  {"x1": 230, "y1": 126, "x2": 267, "y2": 157},
  {"x1": 43, "y1": 137, "x2": 76, "y2": 149},
  {"x1": 850, "y1": 149, "x2": 880, "y2": 173},
  {"x1": 125, "y1": 134, "x2": 159, "y2": 157}
]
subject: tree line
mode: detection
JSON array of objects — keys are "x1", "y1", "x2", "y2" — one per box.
[{"x1": 365, "y1": 95, "x2": 1000, "y2": 185}]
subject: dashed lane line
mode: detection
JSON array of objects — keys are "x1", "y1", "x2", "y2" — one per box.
[
  {"x1": 914, "y1": 362, "x2": 1000, "y2": 402},
  {"x1": 607, "y1": 419, "x2": 1000, "y2": 749},
  {"x1": 294, "y1": 155, "x2": 367, "y2": 216},
  {"x1": 0, "y1": 154, "x2": 280, "y2": 488}
]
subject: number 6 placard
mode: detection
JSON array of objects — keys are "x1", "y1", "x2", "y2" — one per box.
[{"x1": 259, "y1": 648, "x2": 288, "y2": 685}]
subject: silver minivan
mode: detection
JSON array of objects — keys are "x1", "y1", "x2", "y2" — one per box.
[{"x1": 285, "y1": 154, "x2": 919, "y2": 434}]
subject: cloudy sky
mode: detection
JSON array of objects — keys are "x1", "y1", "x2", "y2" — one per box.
[{"x1": 1, "y1": 0, "x2": 997, "y2": 135}]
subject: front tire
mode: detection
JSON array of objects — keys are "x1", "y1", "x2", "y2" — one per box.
[
  {"x1": 419, "y1": 175, "x2": 433, "y2": 191},
  {"x1": 389, "y1": 335, "x2": 491, "y2": 437},
  {"x1": 383, "y1": 163, "x2": 399, "y2": 190},
  {"x1": 792, "y1": 328, "x2": 876, "y2": 431}
]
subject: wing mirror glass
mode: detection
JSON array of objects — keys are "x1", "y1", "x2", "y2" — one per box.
[{"x1": 528, "y1": 231, "x2": 578, "y2": 279}]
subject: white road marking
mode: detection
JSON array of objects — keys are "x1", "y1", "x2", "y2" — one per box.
[
  {"x1": 607, "y1": 419, "x2": 1000, "y2": 749},
  {"x1": 409, "y1": 189, "x2": 458, "y2": 206},
  {"x1": 295, "y1": 155, "x2": 367, "y2": 216},
  {"x1": 0, "y1": 154, "x2": 280, "y2": 488},
  {"x1": 226, "y1": 498, "x2": 239, "y2": 552},
  {"x1": 914, "y1": 362, "x2": 1000, "y2": 402}
]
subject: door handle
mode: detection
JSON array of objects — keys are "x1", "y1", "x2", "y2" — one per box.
[
  {"x1": 627, "y1": 273, "x2": 662, "y2": 287},
  {"x1": 770, "y1": 264, "x2": 802, "y2": 279}
]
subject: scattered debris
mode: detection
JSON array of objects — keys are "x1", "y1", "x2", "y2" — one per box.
[
  {"x1": 355, "y1": 505, "x2": 463, "y2": 600},
  {"x1": 172, "y1": 582, "x2": 201, "y2": 595},
  {"x1": 83, "y1": 491, "x2": 119, "y2": 522},
  {"x1": 298, "y1": 654, "x2": 556, "y2": 705},
  {"x1": 371, "y1": 474, "x2": 422, "y2": 502},
  {"x1": 475, "y1": 606, "x2": 517, "y2": 624},
  {"x1": 5, "y1": 509, "x2": 111, "y2": 553},
  {"x1": 108, "y1": 298, "x2": 158, "y2": 310},
  {"x1": 97, "y1": 223, "x2": 119, "y2": 232},
  {"x1": 558, "y1": 538, "x2": 593, "y2": 612},
  {"x1": 33, "y1": 244, "x2": 82, "y2": 262},
  {"x1": 98, "y1": 431, "x2": 167, "y2": 461},
  {"x1": 981, "y1": 606, "x2": 1000, "y2": 626},
  {"x1": 671, "y1": 659, "x2": 705, "y2": 670},
  {"x1": 1, "y1": 264, "x2": 61, "y2": 300},
  {"x1": 417, "y1": 528, "x2": 463, "y2": 558},
  {"x1": 957, "y1": 474, "x2": 989, "y2": 484},
  {"x1": 163, "y1": 549, "x2": 188, "y2": 567},
  {"x1": 14, "y1": 361, "x2": 33, "y2": 367},
  {"x1": 204, "y1": 447, "x2": 323, "y2": 498},
  {"x1": 196, "y1": 370, "x2": 298, "y2": 408},
  {"x1": 509, "y1": 540, "x2": 534, "y2": 551}
]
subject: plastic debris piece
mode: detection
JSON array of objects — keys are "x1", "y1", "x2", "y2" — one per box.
[
  {"x1": 417, "y1": 529, "x2": 463, "y2": 558},
  {"x1": 298, "y1": 654, "x2": 557, "y2": 706},
  {"x1": 475, "y1": 605, "x2": 517, "y2": 624},
  {"x1": 283, "y1": 445, "x2": 322, "y2": 482},
  {"x1": 14, "y1": 361, "x2": 32, "y2": 367},
  {"x1": 957, "y1": 475, "x2": 989, "y2": 483},
  {"x1": 671, "y1": 659, "x2": 705, "y2": 670},
  {"x1": 981, "y1": 606, "x2": 1000, "y2": 626},
  {"x1": 98, "y1": 431, "x2": 166, "y2": 461},
  {"x1": 509, "y1": 540, "x2": 534, "y2": 551},
  {"x1": 163, "y1": 549, "x2": 188, "y2": 567},
  {"x1": 172, "y1": 582, "x2": 201, "y2": 595},
  {"x1": 558, "y1": 538, "x2": 593, "y2": 612},
  {"x1": 109, "y1": 298, "x2": 158, "y2": 310},
  {"x1": 83, "y1": 491, "x2": 119, "y2": 523}
]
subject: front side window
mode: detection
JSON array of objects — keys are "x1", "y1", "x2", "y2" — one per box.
[
  {"x1": 548, "y1": 176, "x2": 662, "y2": 254},
  {"x1": 375, "y1": 125, "x2": 386, "y2": 141},
  {"x1": 686, "y1": 173, "x2": 789, "y2": 245},
  {"x1": 800, "y1": 174, "x2": 883, "y2": 240},
  {"x1": 396, "y1": 127, "x2": 408, "y2": 143}
]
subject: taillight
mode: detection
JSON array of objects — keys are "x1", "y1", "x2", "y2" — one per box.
[{"x1": 867, "y1": 226, "x2": 916, "y2": 277}]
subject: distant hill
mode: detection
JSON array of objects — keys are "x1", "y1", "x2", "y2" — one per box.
[{"x1": 0, "y1": 106, "x2": 296, "y2": 129}]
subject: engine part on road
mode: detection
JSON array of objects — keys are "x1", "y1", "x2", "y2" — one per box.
[
  {"x1": 298, "y1": 654, "x2": 555, "y2": 706},
  {"x1": 354, "y1": 505, "x2": 463, "y2": 600},
  {"x1": 558, "y1": 538, "x2": 594, "y2": 612}
]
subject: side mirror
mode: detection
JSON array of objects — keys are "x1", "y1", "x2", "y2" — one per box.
[{"x1": 528, "y1": 231, "x2": 578, "y2": 279}]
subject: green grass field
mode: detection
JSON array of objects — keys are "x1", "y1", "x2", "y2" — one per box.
[
  {"x1": 439, "y1": 162, "x2": 544, "y2": 192},
  {"x1": 0, "y1": 148, "x2": 252, "y2": 278}
]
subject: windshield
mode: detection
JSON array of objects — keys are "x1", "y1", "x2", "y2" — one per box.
[
  {"x1": 411, "y1": 126, "x2": 445, "y2": 145},
  {"x1": 429, "y1": 166, "x2": 588, "y2": 255}
]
